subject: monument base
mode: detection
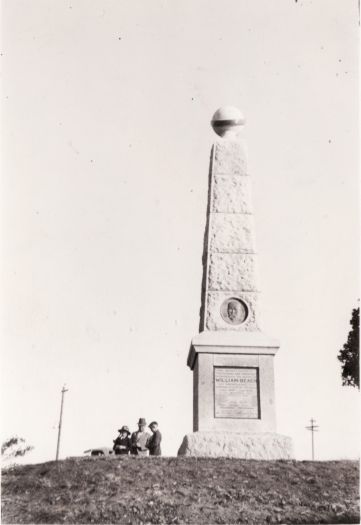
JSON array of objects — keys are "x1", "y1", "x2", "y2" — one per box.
[{"x1": 177, "y1": 432, "x2": 294, "y2": 460}]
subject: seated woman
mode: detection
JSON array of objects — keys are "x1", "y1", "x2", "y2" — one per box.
[{"x1": 113, "y1": 426, "x2": 131, "y2": 455}]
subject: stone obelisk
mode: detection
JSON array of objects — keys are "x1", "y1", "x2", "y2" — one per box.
[{"x1": 178, "y1": 107, "x2": 293, "y2": 459}]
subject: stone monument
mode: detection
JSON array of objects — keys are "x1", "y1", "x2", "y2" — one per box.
[{"x1": 178, "y1": 107, "x2": 293, "y2": 459}]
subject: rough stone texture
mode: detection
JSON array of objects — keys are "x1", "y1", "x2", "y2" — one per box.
[
  {"x1": 199, "y1": 138, "x2": 260, "y2": 332},
  {"x1": 205, "y1": 291, "x2": 260, "y2": 331},
  {"x1": 213, "y1": 140, "x2": 248, "y2": 176},
  {"x1": 178, "y1": 432, "x2": 294, "y2": 459},
  {"x1": 212, "y1": 175, "x2": 252, "y2": 214},
  {"x1": 208, "y1": 253, "x2": 259, "y2": 292},
  {"x1": 209, "y1": 214, "x2": 255, "y2": 254}
]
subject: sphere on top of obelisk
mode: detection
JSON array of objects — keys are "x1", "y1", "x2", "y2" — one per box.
[{"x1": 211, "y1": 106, "x2": 245, "y2": 138}]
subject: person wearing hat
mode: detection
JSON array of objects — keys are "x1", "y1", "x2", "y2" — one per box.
[
  {"x1": 130, "y1": 418, "x2": 151, "y2": 456},
  {"x1": 113, "y1": 426, "x2": 131, "y2": 455},
  {"x1": 146, "y1": 421, "x2": 162, "y2": 456}
]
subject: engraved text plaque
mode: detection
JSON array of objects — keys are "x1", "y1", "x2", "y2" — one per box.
[{"x1": 214, "y1": 367, "x2": 259, "y2": 419}]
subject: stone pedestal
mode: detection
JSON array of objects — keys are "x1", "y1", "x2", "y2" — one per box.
[
  {"x1": 188, "y1": 331, "x2": 278, "y2": 433},
  {"x1": 178, "y1": 331, "x2": 293, "y2": 459},
  {"x1": 178, "y1": 432, "x2": 293, "y2": 459}
]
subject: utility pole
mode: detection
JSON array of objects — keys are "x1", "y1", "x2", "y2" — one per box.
[
  {"x1": 305, "y1": 418, "x2": 319, "y2": 460},
  {"x1": 56, "y1": 385, "x2": 69, "y2": 461}
]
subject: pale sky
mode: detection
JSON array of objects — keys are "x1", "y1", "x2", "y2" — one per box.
[{"x1": 1, "y1": 0, "x2": 359, "y2": 463}]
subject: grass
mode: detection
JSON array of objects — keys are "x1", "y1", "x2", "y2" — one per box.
[{"x1": 1, "y1": 456, "x2": 359, "y2": 524}]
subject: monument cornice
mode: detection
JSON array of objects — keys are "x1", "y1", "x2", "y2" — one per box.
[{"x1": 187, "y1": 330, "x2": 280, "y2": 370}]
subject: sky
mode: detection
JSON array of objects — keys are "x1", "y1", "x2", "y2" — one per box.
[{"x1": 1, "y1": 0, "x2": 359, "y2": 463}]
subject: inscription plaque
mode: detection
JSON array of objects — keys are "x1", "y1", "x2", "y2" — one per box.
[{"x1": 214, "y1": 367, "x2": 259, "y2": 419}]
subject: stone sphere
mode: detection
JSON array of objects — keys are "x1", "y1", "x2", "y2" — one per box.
[{"x1": 211, "y1": 106, "x2": 245, "y2": 138}]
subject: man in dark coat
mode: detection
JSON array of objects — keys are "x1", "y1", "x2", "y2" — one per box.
[
  {"x1": 147, "y1": 421, "x2": 162, "y2": 456},
  {"x1": 113, "y1": 426, "x2": 131, "y2": 455}
]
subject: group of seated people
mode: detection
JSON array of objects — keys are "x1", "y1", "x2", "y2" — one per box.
[{"x1": 113, "y1": 418, "x2": 162, "y2": 456}]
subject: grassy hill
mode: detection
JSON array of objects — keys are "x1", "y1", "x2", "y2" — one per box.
[{"x1": 1, "y1": 456, "x2": 359, "y2": 524}]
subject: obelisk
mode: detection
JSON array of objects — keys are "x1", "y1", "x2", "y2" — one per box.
[{"x1": 178, "y1": 107, "x2": 293, "y2": 459}]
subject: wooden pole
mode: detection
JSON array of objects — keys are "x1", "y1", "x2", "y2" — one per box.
[
  {"x1": 56, "y1": 385, "x2": 68, "y2": 461},
  {"x1": 306, "y1": 418, "x2": 319, "y2": 460}
]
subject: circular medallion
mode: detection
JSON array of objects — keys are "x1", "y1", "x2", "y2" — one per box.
[{"x1": 220, "y1": 297, "x2": 248, "y2": 325}]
